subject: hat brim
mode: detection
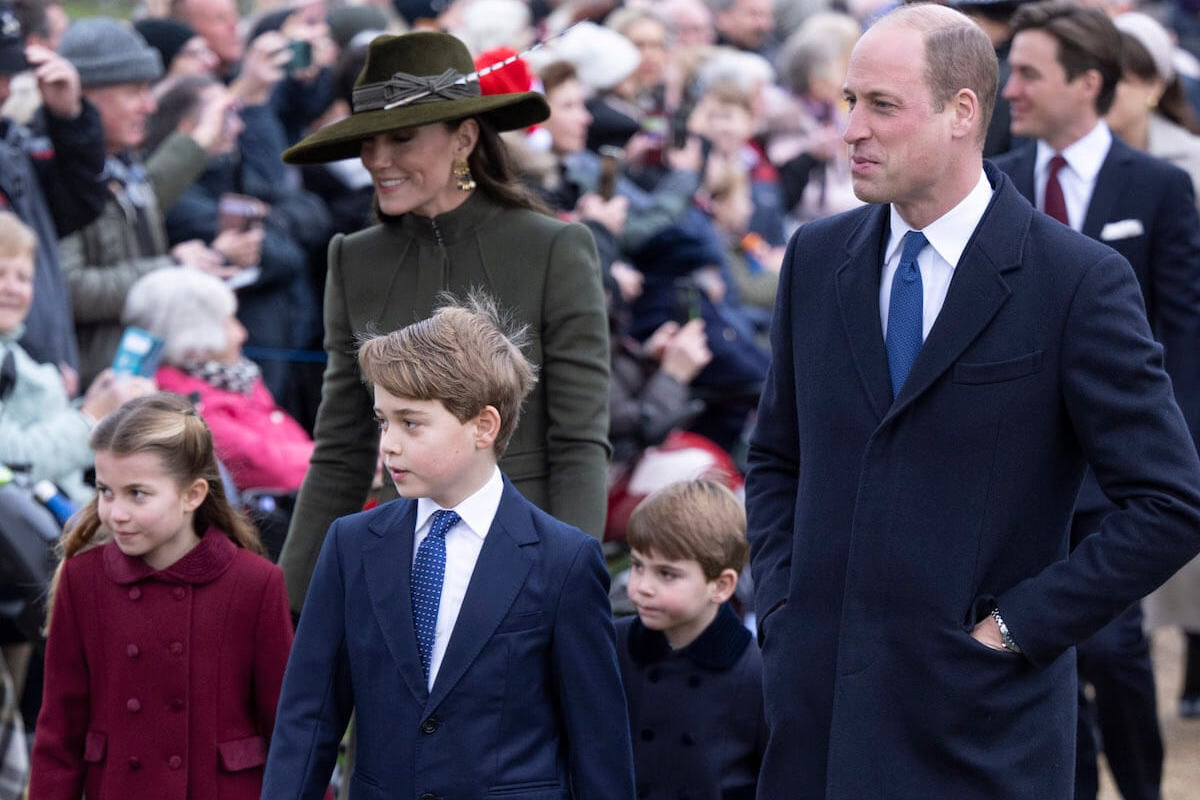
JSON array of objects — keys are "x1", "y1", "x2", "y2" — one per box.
[
  {"x1": 282, "y1": 91, "x2": 549, "y2": 164},
  {"x1": 0, "y1": 46, "x2": 29, "y2": 76}
]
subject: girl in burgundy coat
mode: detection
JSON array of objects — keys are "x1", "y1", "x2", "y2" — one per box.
[{"x1": 28, "y1": 393, "x2": 294, "y2": 800}]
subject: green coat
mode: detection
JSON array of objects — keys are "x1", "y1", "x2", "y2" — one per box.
[{"x1": 279, "y1": 192, "x2": 611, "y2": 612}]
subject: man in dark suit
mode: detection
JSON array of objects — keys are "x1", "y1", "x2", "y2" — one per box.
[
  {"x1": 993, "y1": 4, "x2": 1200, "y2": 798},
  {"x1": 746, "y1": 4, "x2": 1200, "y2": 799}
]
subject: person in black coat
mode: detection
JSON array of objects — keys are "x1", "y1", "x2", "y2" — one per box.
[{"x1": 617, "y1": 479, "x2": 766, "y2": 800}]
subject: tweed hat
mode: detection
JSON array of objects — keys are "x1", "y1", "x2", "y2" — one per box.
[
  {"x1": 0, "y1": 2, "x2": 28, "y2": 76},
  {"x1": 282, "y1": 30, "x2": 549, "y2": 164},
  {"x1": 59, "y1": 17, "x2": 163, "y2": 89}
]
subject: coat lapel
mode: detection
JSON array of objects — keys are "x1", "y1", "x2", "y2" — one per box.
[
  {"x1": 835, "y1": 204, "x2": 894, "y2": 421},
  {"x1": 883, "y1": 167, "x2": 1027, "y2": 422},
  {"x1": 361, "y1": 501, "x2": 429, "y2": 704},
  {"x1": 426, "y1": 481, "x2": 537, "y2": 712},
  {"x1": 1081, "y1": 139, "x2": 1130, "y2": 240}
]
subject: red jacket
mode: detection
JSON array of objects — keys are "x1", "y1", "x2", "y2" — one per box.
[
  {"x1": 30, "y1": 530, "x2": 294, "y2": 800},
  {"x1": 155, "y1": 365, "x2": 314, "y2": 492}
]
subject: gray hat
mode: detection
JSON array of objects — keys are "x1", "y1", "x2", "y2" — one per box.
[{"x1": 59, "y1": 17, "x2": 163, "y2": 88}]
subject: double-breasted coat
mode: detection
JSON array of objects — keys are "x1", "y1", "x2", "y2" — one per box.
[
  {"x1": 278, "y1": 191, "x2": 611, "y2": 611},
  {"x1": 745, "y1": 165, "x2": 1200, "y2": 799},
  {"x1": 29, "y1": 530, "x2": 294, "y2": 800}
]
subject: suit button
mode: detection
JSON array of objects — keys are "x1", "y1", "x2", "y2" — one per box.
[
  {"x1": 640, "y1": 728, "x2": 655, "y2": 742},
  {"x1": 171, "y1": 697, "x2": 184, "y2": 711},
  {"x1": 128, "y1": 756, "x2": 141, "y2": 770},
  {"x1": 168, "y1": 755, "x2": 182, "y2": 770},
  {"x1": 128, "y1": 587, "x2": 142, "y2": 601},
  {"x1": 169, "y1": 641, "x2": 184, "y2": 656},
  {"x1": 173, "y1": 587, "x2": 187, "y2": 600},
  {"x1": 126, "y1": 698, "x2": 141, "y2": 713},
  {"x1": 419, "y1": 794, "x2": 436, "y2": 800},
  {"x1": 420, "y1": 717, "x2": 439, "y2": 735},
  {"x1": 126, "y1": 644, "x2": 139, "y2": 658}
]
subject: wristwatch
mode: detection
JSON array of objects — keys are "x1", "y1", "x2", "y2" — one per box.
[{"x1": 990, "y1": 607, "x2": 1022, "y2": 654}]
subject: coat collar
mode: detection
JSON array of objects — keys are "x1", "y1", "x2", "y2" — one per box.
[
  {"x1": 360, "y1": 477, "x2": 539, "y2": 709},
  {"x1": 1081, "y1": 136, "x2": 1133, "y2": 240},
  {"x1": 392, "y1": 190, "x2": 503, "y2": 245},
  {"x1": 836, "y1": 161, "x2": 1027, "y2": 421},
  {"x1": 625, "y1": 603, "x2": 751, "y2": 671},
  {"x1": 102, "y1": 526, "x2": 238, "y2": 585}
]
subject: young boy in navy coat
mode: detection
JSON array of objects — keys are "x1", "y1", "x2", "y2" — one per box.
[
  {"x1": 262, "y1": 295, "x2": 635, "y2": 799},
  {"x1": 618, "y1": 480, "x2": 766, "y2": 800}
]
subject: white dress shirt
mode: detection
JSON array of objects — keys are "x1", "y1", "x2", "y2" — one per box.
[
  {"x1": 413, "y1": 467, "x2": 504, "y2": 690},
  {"x1": 880, "y1": 170, "x2": 995, "y2": 341},
  {"x1": 1034, "y1": 121, "x2": 1112, "y2": 232}
]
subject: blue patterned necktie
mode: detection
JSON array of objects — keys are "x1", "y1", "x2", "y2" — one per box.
[
  {"x1": 411, "y1": 509, "x2": 460, "y2": 680},
  {"x1": 886, "y1": 230, "x2": 928, "y2": 399}
]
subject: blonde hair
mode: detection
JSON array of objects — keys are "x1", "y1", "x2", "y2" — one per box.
[
  {"x1": 627, "y1": 479, "x2": 747, "y2": 580},
  {"x1": 357, "y1": 291, "x2": 537, "y2": 456},
  {"x1": 0, "y1": 211, "x2": 37, "y2": 260}
]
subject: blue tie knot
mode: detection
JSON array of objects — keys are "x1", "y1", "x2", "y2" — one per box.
[
  {"x1": 429, "y1": 509, "x2": 460, "y2": 539},
  {"x1": 886, "y1": 230, "x2": 928, "y2": 399}
]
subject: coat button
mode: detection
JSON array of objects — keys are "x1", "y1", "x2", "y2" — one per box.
[
  {"x1": 647, "y1": 668, "x2": 661, "y2": 683},
  {"x1": 126, "y1": 698, "x2": 141, "y2": 713},
  {"x1": 168, "y1": 755, "x2": 182, "y2": 770},
  {"x1": 420, "y1": 794, "x2": 436, "y2": 800},
  {"x1": 681, "y1": 732, "x2": 696, "y2": 747},
  {"x1": 640, "y1": 728, "x2": 655, "y2": 742},
  {"x1": 126, "y1": 644, "x2": 140, "y2": 658},
  {"x1": 128, "y1": 587, "x2": 142, "y2": 601},
  {"x1": 128, "y1": 756, "x2": 141, "y2": 770},
  {"x1": 171, "y1": 697, "x2": 184, "y2": 711},
  {"x1": 169, "y1": 641, "x2": 184, "y2": 656},
  {"x1": 172, "y1": 587, "x2": 187, "y2": 600},
  {"x1": 420, "y1": 717, "x2": 438, "y2": 735}
]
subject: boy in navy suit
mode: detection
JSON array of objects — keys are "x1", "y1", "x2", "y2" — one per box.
[{"x1": 263, "y1": 294, "x2": 635, "y2": 799}]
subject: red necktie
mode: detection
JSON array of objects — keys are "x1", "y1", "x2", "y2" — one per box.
[{"x1": 1043, "y1": 154, "x2": 1069, "y2": 226}]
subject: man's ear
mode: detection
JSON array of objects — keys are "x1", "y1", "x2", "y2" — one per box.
[
  {"x1": 711, "y1": 568, "x2": 740, "y2": 604},
  {"x1": 474, "y1": 405, "x2": 502, "y2": 449},
  {"x1": 950, "y1": 87, "x2": 981, "y2": 140}
]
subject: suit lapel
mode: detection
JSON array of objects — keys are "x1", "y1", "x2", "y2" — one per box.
[
  {"x1": 835, "y1": 205, "x2": 893, "y2": 421},
  {"x1": 361, "y1": 501, "x2": 429, "y2": 704},
  {"x1": 426, "y1": 481, "x2": 536, "y2": 711},
  {"x1": 1081, "y1": 139, "x2": 1129, "y2": 240},
  {"x1": 883, "y1": 169, "x2": 1027, "y2": 422}
]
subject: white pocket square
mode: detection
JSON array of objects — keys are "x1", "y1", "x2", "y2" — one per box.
[{"x1": 1100, "y1": 219, "x2": 1145, "y2": 241}]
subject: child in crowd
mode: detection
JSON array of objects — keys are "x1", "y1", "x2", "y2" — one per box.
[
  {"x1": 28, "y1": 393, "x2": 294, "y2": 800},
  {"x1": 263, "y1": 294, "x2": 635, "y2": 798},
  {"x1": 619, "y1": 479, "x2": 766, "y2": 800}
]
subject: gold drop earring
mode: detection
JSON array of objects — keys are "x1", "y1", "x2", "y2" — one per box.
[{"x1": 453, "y1": 159, "x2": 476, "y2": 192}]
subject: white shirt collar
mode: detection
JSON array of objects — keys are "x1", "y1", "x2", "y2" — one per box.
[
  {"x1": 1035, "y1": 121, "x2": 1112, "y2": 184},
  {"x1": 415, "y1": 467, "x2": 503, "y2": 540},
  {"x1": 886, "y1": 169, "x2": 993, "y2": 269}
]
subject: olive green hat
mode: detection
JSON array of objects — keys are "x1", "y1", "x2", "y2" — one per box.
[{"x1": 282, "y1": 30, "x2": 549, "y2": 164}]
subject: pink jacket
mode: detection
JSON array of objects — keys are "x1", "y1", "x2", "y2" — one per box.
[
  {"x1": 29, "y1": 531, "x2": 294, "y2": 800},
  {"x1": 155, "y1": 365, "x2": 314, "y2": 492}
]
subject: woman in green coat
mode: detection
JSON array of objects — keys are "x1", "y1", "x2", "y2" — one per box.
[{"x1": 277, "y1": 31, "x2": 611, "y2": 612}]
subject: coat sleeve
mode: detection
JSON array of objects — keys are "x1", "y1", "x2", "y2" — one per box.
[
  {"x1": 540, "y1": 222, "x2": 612, "y2": 539},
  {"x1": 28, "y1": 562, "x2": 92, "y2": 800},
  {"x1": 549, "y1": 537, "x2": 635, "y2": 799},
  {"x1": 253, "y1": 564, "x2": 296, "y2": 740},
  {"x1": 744, "y1": 232, "x2": 803, "y2": 629},
  {"x1": 58, "y1": 221, "x2": 176, "y2": 325},
  {"x1": 278, "y1": 234, "x2": 379, "y2": 613},
  {"x1": 33, "y1": 104, "x2": 107, "y2": 238},
  {"x1": 998, "y1": 252, "x2": 1200, "y2": 666},
  {"x1": 263, "y1": 520, "x2": 354, "y2": 800}
]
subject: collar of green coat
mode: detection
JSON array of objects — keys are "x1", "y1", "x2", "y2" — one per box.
[{"x1": 388, "y1": 190, "x2": 505, "y2": 245}]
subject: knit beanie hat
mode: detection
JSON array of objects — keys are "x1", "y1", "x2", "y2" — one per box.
[
  {"x1": 59, "y1": 17, "x2": 163, "y2": 88},
  {"x1": 134, "y1": 18, "x2": 196, "y2": 73}
]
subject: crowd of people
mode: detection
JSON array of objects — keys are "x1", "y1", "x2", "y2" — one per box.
[{"x1": 1, "y1": 0, "x2": 1200, "y2": 797}]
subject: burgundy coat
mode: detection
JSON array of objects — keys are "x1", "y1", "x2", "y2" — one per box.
[{"x1": 29, "y1": 529, "x2": 294, "y2": 800}]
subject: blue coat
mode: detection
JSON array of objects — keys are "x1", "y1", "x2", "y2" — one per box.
[
  {"x1": 262, "y1": 478, "x2": 635, "y2": 800},
  {"x1": 745, "y1": 164, "x2": 1200, "y2": 800},
  {"x1": 994, "y1": 139, "x2": 1200, "y2": 513}
]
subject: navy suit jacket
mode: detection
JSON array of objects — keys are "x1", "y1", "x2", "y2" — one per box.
[
  {"x1": 262, "y1": 478, "x2": 635, "y2": 800},
  {"x1": 994, "y1": 139, "x2": 1200, "y2": 514},
  {"x1": 745, "y1": 163, "x2": 1200, "y2": 800}
]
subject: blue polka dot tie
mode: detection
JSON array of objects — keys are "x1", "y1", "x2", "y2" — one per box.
[
  {"x1": 886, "y1": 230, "x2": 928, "y2": 399},
  {"x1": 411, "y1": 509, "x2": 459, "y2": 680}
]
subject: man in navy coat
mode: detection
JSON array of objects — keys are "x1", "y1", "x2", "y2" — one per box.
[
  {"x1": 993, "y1": 4, "x2": 1200, "y2": 797},
  {"x1": 745, "y1": 5, "x2": 1200, "y2": 800}
]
